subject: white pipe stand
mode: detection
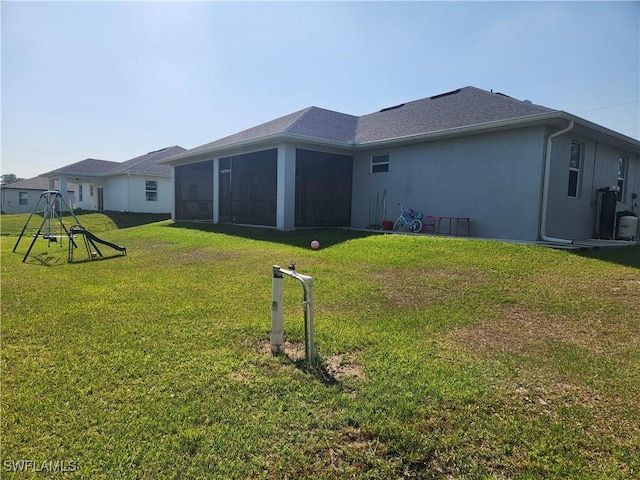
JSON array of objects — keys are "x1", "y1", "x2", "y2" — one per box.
[
  {"x1": 271, "y1": 270, "x2": 284, "y2": 353},
  {"x1": 271, "y1": 265, "x2": 316, "y2": 365}
]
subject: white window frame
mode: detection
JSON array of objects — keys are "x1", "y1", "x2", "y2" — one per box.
[
  {"x1": 370, "y1": 153, "x2": 389, "y2": 174},
  {"x1": 617, "y1": 155, "x2": 628, "y2": 202},
  {"x1": 145, "y1": 180, "x2": 158, "y2": 202},
  {"x1": 567, "y1": 141, "x2": 583, "y2": 198},
  {"x1": 78, "y1": 185, "x2": 83, "y2": 202},
  {"x1": 19, "y1": 191, "x2": 28, "y2": 205}
]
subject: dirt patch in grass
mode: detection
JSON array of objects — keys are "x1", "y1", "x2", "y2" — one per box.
[
  {"x1": 273, "y1": 339, "x2": 306, "y2": 362},
  {"x1": 452, "y1": 305, "x2": 558, "y2": 354},
  {"x1": 323, "y1": 352, "x2": 365, "y2": 381},
  {"x1": 254, "y1": 339, "x2": 364, "y2": 381},
  {"x1": 316, "y1": 427, "x2": 398, "y2": 475},
  {"x1": 372, "y1": 266, "x2": 486, "y2": 308},
  {"x1": 451, "y1": 303, "x2": 640, "y2": 355}
]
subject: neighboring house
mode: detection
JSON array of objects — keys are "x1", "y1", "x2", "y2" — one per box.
[
  {"x1": 161, "y1": 86, "x2": 640, "y2": 242},
  {"x1": 42, "y1": 146, "x2": 186, "y2": 214},
  {"x1": 1, "y1": 176, "x2": 75, "y2": 214}
]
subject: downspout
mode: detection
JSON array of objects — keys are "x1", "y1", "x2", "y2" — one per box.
[{"x1": 540, "y1": 120, "x2": 574, "y2": 244}]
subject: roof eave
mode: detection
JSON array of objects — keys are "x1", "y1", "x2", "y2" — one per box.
[
  {"x1": 161, "y1": 133, "x2": 355, "y2": 165},
  {"x1": 161, "y1": 110, "x2": 640, "y2": 166},
  {"x1": 558, "y1": 112, "x2": 640, "y2": 152},
  {"x1": 41, "y1": 171, "x2": 106, "y2": 179},
  {"x1": 103, "y1": 171, "x2": 171, "y2": 178},
  {"x1": 356, "y1": 112, "x2": 564, "y2": 149},
  {"x1": 357, "y1": 111, "x2": 640, "y2": 151}
]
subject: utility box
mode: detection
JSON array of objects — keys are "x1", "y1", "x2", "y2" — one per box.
[{"x1": 617, "y1": 216, "x2": 638, "y2": 240}]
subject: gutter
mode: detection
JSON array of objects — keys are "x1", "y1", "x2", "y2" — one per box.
[{"x1": 540, "y1": 120, "x2": 574, "y2": 244}]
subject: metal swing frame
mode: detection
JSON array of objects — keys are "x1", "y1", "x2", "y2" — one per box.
[{"x1": 12, "y1": 190, "x2": 82, "y2": 263}]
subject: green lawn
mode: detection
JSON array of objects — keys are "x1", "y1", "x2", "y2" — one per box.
[{"x1": 1, "y1": 213, "x2": 639, "y2": 479}]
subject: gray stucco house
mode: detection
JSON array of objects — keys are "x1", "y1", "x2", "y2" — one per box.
[
  {"x1": 1, "y1": 176, "x2": 75, "y2": 214},
  {"x1": 162, "y1": 87, "x2": 640, "y2": 242}
]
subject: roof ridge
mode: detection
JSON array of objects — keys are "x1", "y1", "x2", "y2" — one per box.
[
  {"x1": 108, "y1": 145, "x2": 185, "y2": 174},
  {"x1": 469, "y1": 86, "x2": 558, "y2": 111},
  {"x1": 283, "y1": 106, "x2": 317, "y2": 134}
]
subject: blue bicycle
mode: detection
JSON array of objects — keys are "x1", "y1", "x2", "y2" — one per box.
[{"x1": 393, "y1": 204, "x2": 423, "y2": 233}]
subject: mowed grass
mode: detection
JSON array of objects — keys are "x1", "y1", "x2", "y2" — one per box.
[{"x1": 1, "y1": 213, "x2": 639, "y2": 479}]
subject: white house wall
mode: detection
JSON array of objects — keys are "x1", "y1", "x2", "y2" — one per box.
[
  {"x1": 351, "y1": 127, "x2": 548, "y2": 241},
  {"x1": 71, "y1": 175, "x2": 171, "y2": 213},
  {"x1": 74, "y1": 181, "x2": 99, "y2": 210},
  {"x1": 111, "y1": 175, "x2": 171, "y2": 213}
]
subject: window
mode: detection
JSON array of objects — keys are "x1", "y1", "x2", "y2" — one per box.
[
  {"x1": 19, "y1": 191, "x2": 28, "y2": 205},
  {"x1": 567, "y1": 141, "x2": 583, "y2": 198},
  {"x1": 145, "y1": 180, "x2": 158, "y2": 201},
  {"x1": 90, "y1": 185, "x2": 94, "y2": 197},
  {"x1": 371, "y1": 154, "x2": 389, "y2": 174},
  {"x1": 617, "y1": 155, "x2": 628, "y2": 202},
  {"x1": 78, "y1": 185, "x2": 83, "y2": 201}
]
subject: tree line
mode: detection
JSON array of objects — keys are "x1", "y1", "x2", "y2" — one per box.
[{"x1": 1, "y1": 174, "x2": 26, "y2": 185}]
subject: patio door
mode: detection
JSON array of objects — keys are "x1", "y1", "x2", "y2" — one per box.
[
  {"x1": 218, "y1": 151, "x2": 277, "y2": 226},
  {"x1": 97, "y1": 186, "x2": 104, "y2": 211}
]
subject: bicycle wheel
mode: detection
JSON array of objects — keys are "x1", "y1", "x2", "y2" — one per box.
[
  {"x1": 410, "y1": 219, "x2": 423, "y2": 232},
  {"x1": 393, "y1": 218, "x2": 403, "y2": 231}
]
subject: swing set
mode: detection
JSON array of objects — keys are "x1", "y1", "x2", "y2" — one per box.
[{"x1": 13, "y1": 190, "x2": 127, "y2": 263}]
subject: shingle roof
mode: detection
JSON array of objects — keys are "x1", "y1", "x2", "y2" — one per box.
[
  {"x1": 286, "y1": 107, "x2": 359, "y2": 143},
  {"x1": 106, "y1": 145, "x2": 187, "y2": 176},
  {"x1": 178, "y1": 86, "x2": 558, "y2": 157},
  {"x1": 1, "y1": 176, "x2": 75, "y2": 191},
  {"x1": 189, "y1": 107, "x2": 358, "y2": 153},
  {"x1": 44, "y1": 158, "x2": 119, "y2": 177},
  {"x1": 355, "y1": 86, "x2": 556, "y2": 143},
  {"x1": 43, "y1": 146, "x2": 187, "y2": 178}
]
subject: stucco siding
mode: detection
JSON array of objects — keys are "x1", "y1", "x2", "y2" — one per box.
[
  {"x1": 545, "y1": 133, "x2": 640, "y2": 240},
  {"x1": 352, "y1": 127, "x2": 547, "y2": 240},
  {"x1": 124, "y1": 176, "x2": 171, "y2": 213},
  {"x1": 74, "y1": 182, "x2": 93, "y2": 210},
  {"x1": 2, "y1": 188, "x2": 77, "y2": 214},
  {"x1": 104, "y1": 177, "x2": 127, "y2": 211},
  {"x1": 1, "y1": 189, "x2": 35, "y2": 214}
]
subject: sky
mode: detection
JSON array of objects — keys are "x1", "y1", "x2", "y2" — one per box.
[{"x1": 2, "y1": 0, "x2": 639, "y2": 180}]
